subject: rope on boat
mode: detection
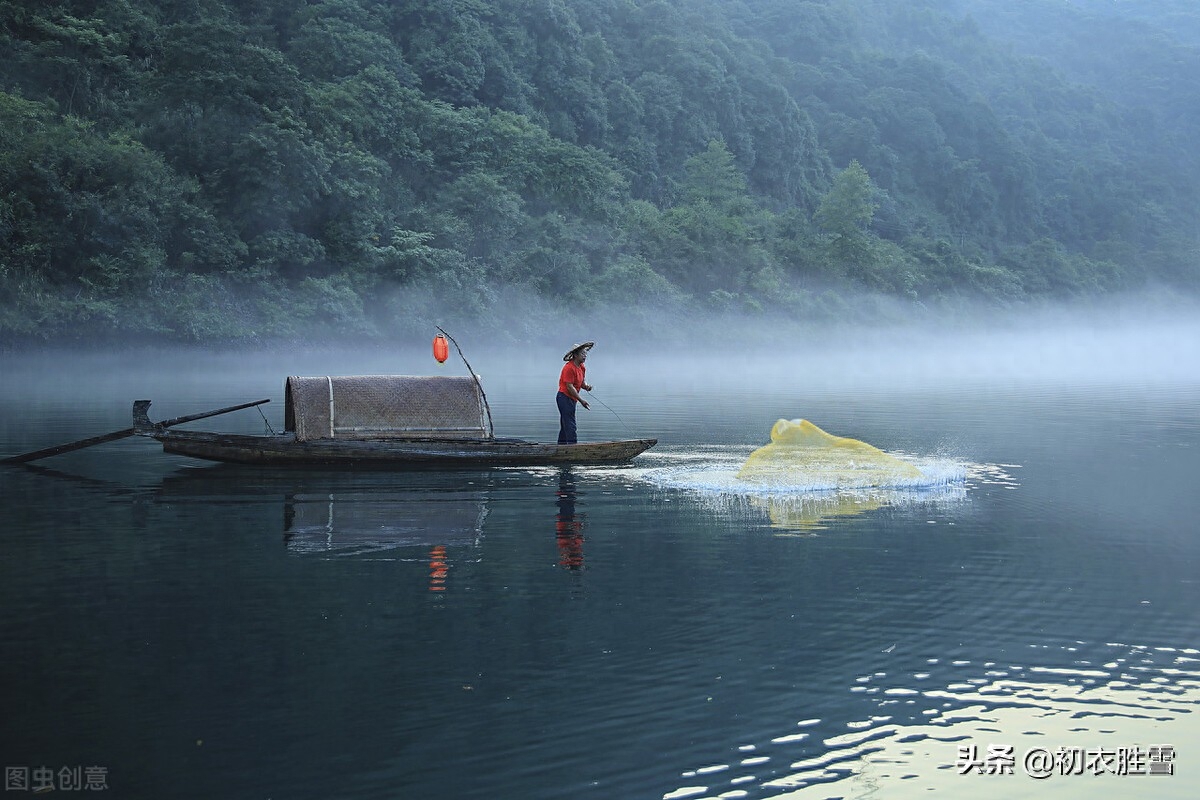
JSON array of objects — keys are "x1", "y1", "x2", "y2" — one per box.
[
  {"x1": 257, "y1": 403, "x2": 277, "y2": 435},
  {"x1": 435, "y1": 326, "x2": 495, "y2": 439}
]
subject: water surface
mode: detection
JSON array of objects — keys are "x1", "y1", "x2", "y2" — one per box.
[{"x1": 1, "y1": 337, "x2": 1197, "y2": 799}]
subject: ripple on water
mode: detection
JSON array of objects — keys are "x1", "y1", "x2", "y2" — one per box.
[{"x1": 659, "y1": 640, "x2": 1200, "y2": 800}]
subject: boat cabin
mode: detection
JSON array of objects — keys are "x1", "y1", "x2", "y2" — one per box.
[{"x1": 284, "y1": 375, "x2": 489, "y2": 441}]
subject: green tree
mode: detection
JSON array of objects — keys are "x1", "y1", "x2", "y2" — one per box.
[
  {"x1": 815, "y1": 160, "x2": 877, "y2": 270},
  {"x1": 682, "y1": 139, "x2": 749, "y2": 209}
]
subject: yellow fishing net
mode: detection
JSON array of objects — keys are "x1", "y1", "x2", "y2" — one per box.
[{"x1": 736, "y1": 419, "x2": 923, "y2": 488}]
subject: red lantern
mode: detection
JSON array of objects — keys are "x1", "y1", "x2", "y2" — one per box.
[{"x1": 433, "y1": 334, "x2": 449, "y2": 363}]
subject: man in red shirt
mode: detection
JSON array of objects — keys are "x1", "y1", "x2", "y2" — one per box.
[{"x1": 557, "y1": 341, "x2": 594, "y2": 444}]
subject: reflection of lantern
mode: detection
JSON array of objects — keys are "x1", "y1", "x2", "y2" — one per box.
[
  {"x1": 433, "y1": 334, "x2": 449, "y2": 363},
  {"x1": 429, "y1": 545, "x2": 448, "y2": 592}
]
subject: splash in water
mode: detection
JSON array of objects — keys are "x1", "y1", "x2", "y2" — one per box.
[
  {"x1": 737, "y1": 418, "x2": 925, "y2": 489},
  {"x1": 632, "y1": 420, "x2": 975, "y2": 531}
]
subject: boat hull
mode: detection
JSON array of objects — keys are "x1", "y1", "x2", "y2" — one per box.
[{"x1": 149, "y1": 430, "x2": 657, "y2": 467}]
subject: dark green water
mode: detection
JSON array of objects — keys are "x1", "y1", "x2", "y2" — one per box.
[{"x1": 2, "y1": 337, "x2": 1198, "y2": 800}]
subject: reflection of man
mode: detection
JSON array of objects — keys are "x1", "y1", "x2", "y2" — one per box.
[{"x1": 555, "y1": 469, "x2": 584, "y2": 569}]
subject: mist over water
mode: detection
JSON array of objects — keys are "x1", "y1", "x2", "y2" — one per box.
[
  {"x1": 3, "y1": 297, "x2": 1196, "y2": 472},
  {"x1": 5, "y1": 291, "x2": 1197, "y2": 390}
]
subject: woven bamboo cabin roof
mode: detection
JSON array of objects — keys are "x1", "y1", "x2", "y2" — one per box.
[{"x1": 284, "y1": 376, "x2": 488, "y2": 442}]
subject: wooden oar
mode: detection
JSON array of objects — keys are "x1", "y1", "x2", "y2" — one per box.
[{"x1": 2, "y1": 398, "x2": 270, "y2": 464}]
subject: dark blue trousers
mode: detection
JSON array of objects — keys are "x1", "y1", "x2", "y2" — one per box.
[{"x1": 556, "y1": 391, "x2": 577, "y2": 444}]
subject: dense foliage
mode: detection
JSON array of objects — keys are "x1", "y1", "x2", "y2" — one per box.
[{"x1": 2, "y1": 0, "x2": 1198, "y2": 341}]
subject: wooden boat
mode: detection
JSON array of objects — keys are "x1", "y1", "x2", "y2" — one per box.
[
  {"x1": 131, "y1": 375, "x2": 656, "y2": 467},
  {"x1": 138, "y1": 427, "x2": 656, "y2": 466}
]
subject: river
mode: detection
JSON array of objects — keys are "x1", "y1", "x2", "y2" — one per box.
[{"x1": 2, "y1": 321, "x2": 1197, "y2": 799}]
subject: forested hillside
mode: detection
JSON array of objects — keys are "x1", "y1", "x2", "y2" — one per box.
[{"x1": 2, "y1": 0, "x2": 1198, "y2": 342}]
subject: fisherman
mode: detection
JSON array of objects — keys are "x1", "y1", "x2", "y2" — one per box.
[{"x1": 557, "y1": 341, "x2": 594, "y2": 444}]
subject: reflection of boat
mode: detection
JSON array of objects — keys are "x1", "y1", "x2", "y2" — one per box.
[
  {"x1": 133, "y1": 376, "x2": 656, "y2": 467},
  {"x1": 283, "y1": 489, "x2": 488, "y2": 556},
  {"x1": 155, "y1": 465, "x2": 490, "y2": 558},
  {"x1": 149, "y1": 462, "x2": 632, "y2": 571}
]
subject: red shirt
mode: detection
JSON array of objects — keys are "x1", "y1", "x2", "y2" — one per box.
[{"x1": 558, "y1": 362, "x2": 586, "y2": 400}]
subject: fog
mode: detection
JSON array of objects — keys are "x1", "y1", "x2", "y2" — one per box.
[
  {"x1": 352, "y1": 286, "x2": 1200, "y2": 390},
  {"x1": 3, "y1": 291, "x2": 1197, "y2": 410}
]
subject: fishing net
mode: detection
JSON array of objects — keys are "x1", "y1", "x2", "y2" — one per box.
[
  {"x1": 285, "y1": 376, "x2": 488, "y2": 441},
  {"x1": 736, "y1": 418, "x2": 923, "y2": 488}
]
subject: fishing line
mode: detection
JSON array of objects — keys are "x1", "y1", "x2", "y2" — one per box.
[{"x1": 584, "y1": 390, "x2": 636, "y2": 437}]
